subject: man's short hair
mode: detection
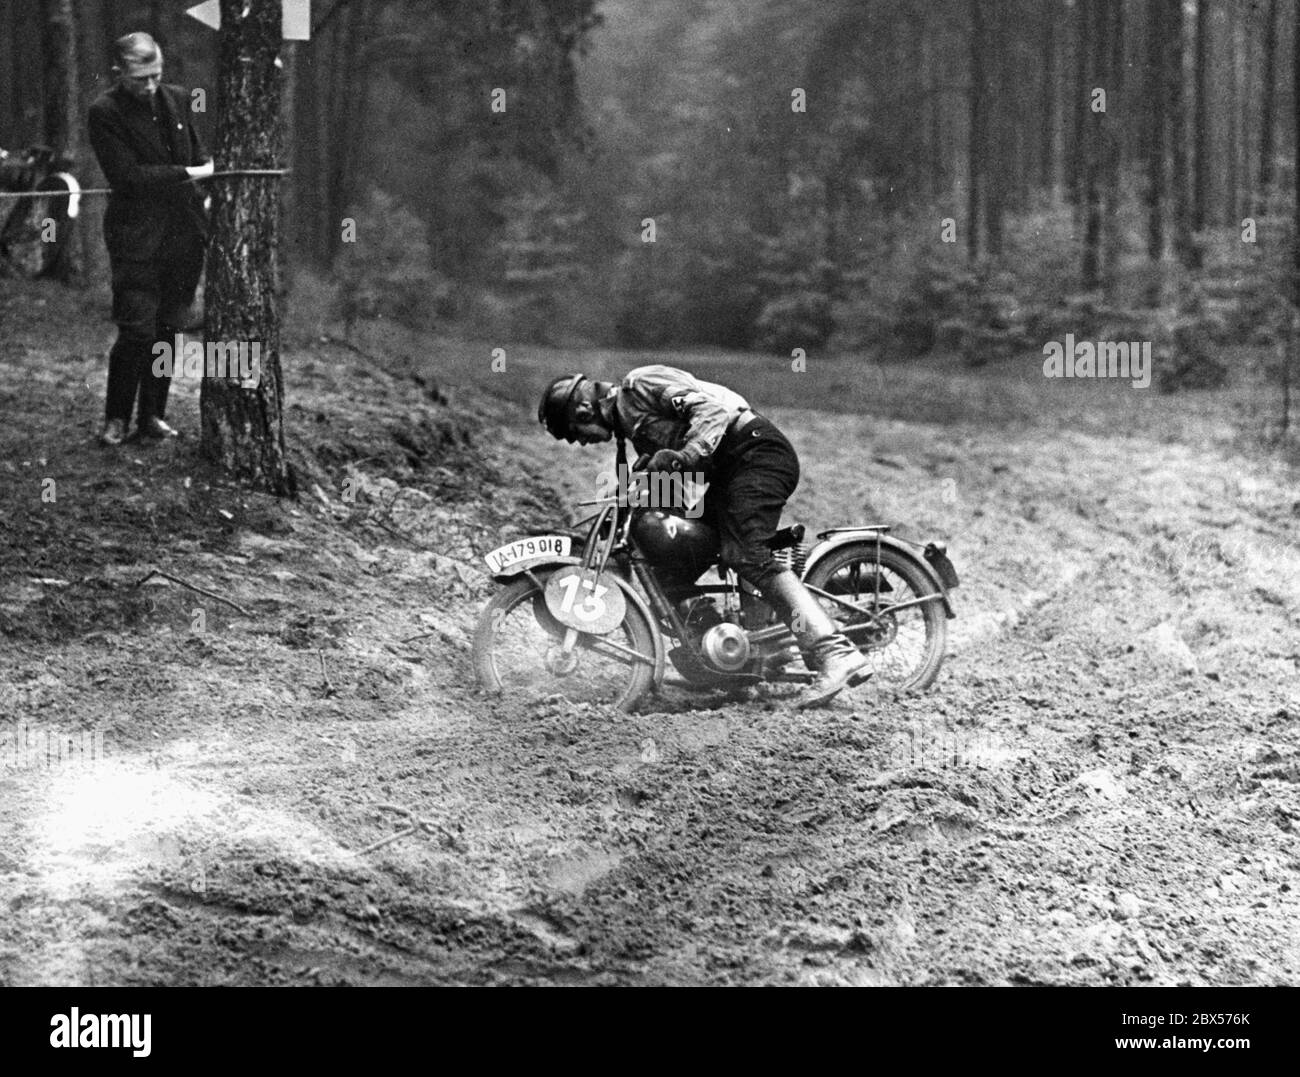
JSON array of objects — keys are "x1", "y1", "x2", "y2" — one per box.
[{"x1": 113, "y1": 32, "x2": 161, "y2": 72}]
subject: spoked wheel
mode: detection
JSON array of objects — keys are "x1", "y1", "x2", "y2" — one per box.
[
  {"x1": 802, "y1": 544, "x2": 947, "y2": 691},
  {"x1": 472, "y1": 573, "x2": 656, "y2": 711}
]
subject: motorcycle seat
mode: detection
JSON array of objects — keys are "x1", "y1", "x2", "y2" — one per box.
[{"x1": 765, "y1": 524, "x2": 805, "y2": 551}]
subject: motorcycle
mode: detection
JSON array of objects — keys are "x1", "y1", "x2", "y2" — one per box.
[
  {"x1": 0, "y1": 145, "x2": 79, "y2": 279},
  {"x1": 472, "y1": 465, "x2": 959, "y2": 711}
]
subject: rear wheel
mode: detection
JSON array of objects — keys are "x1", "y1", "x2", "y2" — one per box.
[
  {"x1": 0, "y1": 184, "x2": 71, "y2": 277},
  {"x1": 802, "y1": 544, "x2": 947, "y2": 691},
  {"x1": 472, "y1": 572, "x2": 657, "y2": 711}
]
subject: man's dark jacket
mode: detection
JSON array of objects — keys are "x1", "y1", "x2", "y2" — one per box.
[{"x1": 87, "y1": 82, "x2": 209, "y2": 264}]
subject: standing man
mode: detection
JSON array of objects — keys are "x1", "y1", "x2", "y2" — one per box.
[{"x1": 88, "y1": 32, "x2": 214, "y2": 445}]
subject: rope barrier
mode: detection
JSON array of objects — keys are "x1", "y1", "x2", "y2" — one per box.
[{"x1": 0, "y1": 168, "x2": 291, "y2": 201}]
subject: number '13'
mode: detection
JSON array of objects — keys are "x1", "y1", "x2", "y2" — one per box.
[{"x1": 557, "y1": 575, "x2": 608, "y2": 622}]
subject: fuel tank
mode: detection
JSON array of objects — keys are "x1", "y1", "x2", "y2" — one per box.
[{"x1": 630, "y1": 509, "x2": 720, "y2": 578}]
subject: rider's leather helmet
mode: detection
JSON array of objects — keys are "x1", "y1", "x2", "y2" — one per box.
[{"x1": 537, "y1": 373, "x2": 590, "y2": 442}]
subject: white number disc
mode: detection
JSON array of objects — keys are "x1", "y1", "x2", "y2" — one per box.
[{"x1": 543, "y1": 567, "x2": 627, "y2": 635}]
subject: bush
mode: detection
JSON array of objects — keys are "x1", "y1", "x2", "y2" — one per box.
[
  {"x1": 609, "y1": 227, "x2": 763, "y2": 349},
  {"x1": 1156, "y1": 315, "x2": 1232, "y2": 392},
  {"x1": 334, "y1": 188, "x2": 454, "y2": 336},
  {"x1": 752, "y1": 290, "x2": 834, "y2": 354},
  {"x1": 891, "y1": 260, "x2": 980, "y2": 355},
  {"x1": 610, "y1": 251, "x2": 688, "y2": 348}
]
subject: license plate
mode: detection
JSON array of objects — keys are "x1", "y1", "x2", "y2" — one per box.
[{"x1": 483, "y1": 534, "x2": 572, "y2": 575}]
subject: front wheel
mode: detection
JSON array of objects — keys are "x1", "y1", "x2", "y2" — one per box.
[
  {"x1": 472, "y1": 572, "x2": 657, "y2": 711},
  {"x1": 802, "y1": 544, "x2": 947, "y2": 691}
]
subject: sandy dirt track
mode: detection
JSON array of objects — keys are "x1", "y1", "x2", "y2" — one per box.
[{"x1": 1, "y1": 283, "x2": 1298, "y2": 985}]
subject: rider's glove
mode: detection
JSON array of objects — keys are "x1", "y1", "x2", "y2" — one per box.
[{"x1": 646, "y1": 448, "x2": 688, "y2": 473}]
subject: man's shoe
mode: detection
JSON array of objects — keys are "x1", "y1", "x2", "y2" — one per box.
[
  {"x1": 99, "y1": 419, "x2": 126, "y2": 446},
  {"x1": 138, "y1": 417, "x2": 180, "y2": 439},
  {"x1": 797, "y1": 638, "x2": 871, "y2": 710}
]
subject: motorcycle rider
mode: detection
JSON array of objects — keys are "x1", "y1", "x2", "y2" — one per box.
[{"x1": 538, "y1": 365, "x2": 870, "y2": 708}]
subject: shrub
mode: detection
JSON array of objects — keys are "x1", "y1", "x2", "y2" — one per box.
[
  {"x1": 1155, "y1": 314, "x2": 1231, "y2": 392},
  {"x1": 752, "y1": 290, "x2": 834, "y2": 354},
  {"x1": 334, "y1": 188, "x2": 453, "y2": 336}
]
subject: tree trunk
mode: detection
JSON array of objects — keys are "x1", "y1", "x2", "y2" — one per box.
[
  {"x1": 337, "y1": 0, "x2": 373, "y2": 246},
  {"x1": 200, "y1": 0, "x2": 293, "y2": 496},
  {"x1": 1011, "y1": 2, "x2": 1030, "y2": 212},
  {"x1": 39, "y1": 0, "x2": 81, "y2": 283},
  {"x1": 306, "y1": 36, "x2": 332, "y2": 262},
  {"x1": 1068, "y1": 0, "x2": 1088, "y2": 213},
  {"x1": 925, "y1": 32, "x2": 943, "y2": 202},
  {"x1": 1041, "y1": 0, "x2": 1058, "y2": 197},
  {"x1": 10, "y1": 0, "x2": 44, "y2": 143},
  {"x1": 0, "y1": 0, "x2": 16, "y2": 144},
  {"x1": 289, "y1": 42, "x2": 314, "y2": 262},
  {"x1": 324, "y1": 4, "x2": 368, "y2": 265},
  {"x1": 40, "y1": 0, "x2": 79, "y2": 158},
  {"x1": 1102, "y1": 0, "x2": 1123, "y2": 291},
  {"x1": 78, "y1": 0, "x2": 109, "y2": 286},
  {"x1": 1191, "y1": 0, "x2": 1208, "y2": 268},
  {"x1": 1169, "y1": 0, "x2": 1193, "y2": 270},
  {"x1": 1226, "y1": 0, "x2": 1239, "y2": 224},
  {"x1": 1242, "y1": 0, "x2": 1260, "y2": 223},
  {"x1": 1146, "y1": 0, "x2": 1166, "y2": 273},
  {"x1": 986, "y1": 0, "x2": 1007, "y2": 257},
  {"x1": 101, "y1": 0, "x2": 119, "y2": 57},
  {"x1": 967, "y1": 0, "x2": 985, "y2": 261},
  {"x1": 1081, "y1": 0, "x2": 1103, "y2": 289},
  {"x1": 1257, "y1": 0, "x2": 1280, "y2": 215},
  {"x1": 1286, "y1": 0, "x2": 1300, "y2": 438},
  {"x1": 280, "y1": 40, "x2": 297, "y2": 291}
]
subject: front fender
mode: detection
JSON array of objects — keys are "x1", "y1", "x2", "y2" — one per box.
[
  {"x1": 491, "y1": 556, "x2": 666, "y2": 688},
  {"x1": 802, "y1": 532, "x2": 957, "y2": 619}
]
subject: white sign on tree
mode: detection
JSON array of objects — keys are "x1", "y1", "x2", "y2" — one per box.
[{"x1": 185, "y1": 0, "x2": 312, "y2": 40}]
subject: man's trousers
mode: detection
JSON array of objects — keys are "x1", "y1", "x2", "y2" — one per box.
[
  {"x1": 700, "y1": 414, "x2": 801, "y2": 592},
  {"x1": 105, "y1": 227, "x2": 205, "y2": 428}
]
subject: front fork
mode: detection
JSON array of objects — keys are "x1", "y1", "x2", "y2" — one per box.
[
  {"x1": 627, "y1": 556, "x2": 691, "y2": 644},
  {"x1": 547, "y1": 627, "x2": 582, "y2": 673},
  {"x1": 521, "y1": 564, "x2": 588, "y2": 670}
]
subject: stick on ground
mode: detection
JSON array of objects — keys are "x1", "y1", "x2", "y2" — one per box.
[{"x1": 134, "y1": 569, "x2": 252, "y2": 616}]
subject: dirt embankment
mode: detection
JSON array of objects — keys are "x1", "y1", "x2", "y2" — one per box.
[{"x1": 1, "y1": 280, "x2": 1298, "y2": 985}]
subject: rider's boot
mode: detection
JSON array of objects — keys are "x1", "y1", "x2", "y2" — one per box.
[{"x1": 763, "y1": 569, "x2": 871, "y2": 709}]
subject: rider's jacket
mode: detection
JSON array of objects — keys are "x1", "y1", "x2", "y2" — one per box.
[{"x1": 603, "y1": 365, "x2": 751, "y2": 467}]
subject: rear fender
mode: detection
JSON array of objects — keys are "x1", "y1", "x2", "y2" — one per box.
[
  {"x1": 802, "y1": 532, "x2": 957, "y2": 619},
  {"x1": 491, "y1": 556, "x2": 665, "y2": 687}
]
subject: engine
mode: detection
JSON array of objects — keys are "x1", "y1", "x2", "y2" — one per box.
[
  {"x1": 700, "y1": 623, "x2": 751, "y2": 671},
  {"x1": 676, "y1": 596, "x2": 751, "y2": 672}
]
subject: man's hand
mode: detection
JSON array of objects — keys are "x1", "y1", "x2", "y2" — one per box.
[
  {"x1": 186, "y1": 160, "x2": 214, "y2": 180},
  {"x1": 646, "y1": 448, "x2": 688, "y2": 473}
]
